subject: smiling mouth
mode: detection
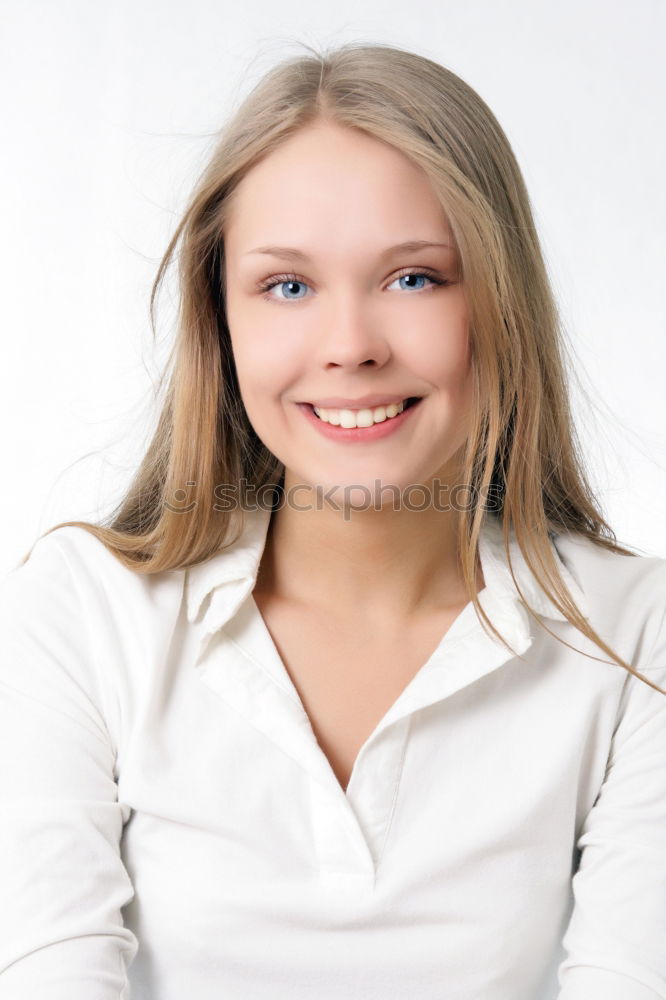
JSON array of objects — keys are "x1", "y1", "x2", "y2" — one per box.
[{"x1": 308, "y1": 396, "x2": 422, "y2": 427}]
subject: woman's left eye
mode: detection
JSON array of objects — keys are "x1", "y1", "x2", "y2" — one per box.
[
  {"x1": 387, "y1": 270, "x2": 445, "y2": 292},
  {"x1": 257, "y1": 269, "x2": 446, "y2": 303}
]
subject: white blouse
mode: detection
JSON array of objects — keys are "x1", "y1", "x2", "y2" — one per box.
[{"x1": 0, "y1": 507, "x2": 665, "y2": 1000}]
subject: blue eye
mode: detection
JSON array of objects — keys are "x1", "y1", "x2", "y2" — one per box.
[
  {"x1": 389, "y1": 273, "x2": 431, "y2": 291},
  {"x1": 271, "y1": 279, "x2": 309, "y2": 300}
]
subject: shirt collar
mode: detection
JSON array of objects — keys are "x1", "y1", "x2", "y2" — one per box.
[
  {"x1": 185, "y1": 505, "x2": 272, "y2": 627},
  {"x1": 185, "y1": 506, "x2": 590, "y2": 634},
  {"x1": 478, "y1": 514, "x2": 590, "y2": 623}
]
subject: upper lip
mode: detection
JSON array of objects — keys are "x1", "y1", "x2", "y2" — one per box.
[{"x1": 304, "y1": 393, "x2": 419, "y2": 409}]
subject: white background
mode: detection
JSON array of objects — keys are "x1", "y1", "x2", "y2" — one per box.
[{"x1": 1, "y1": 0, "x2": 664, "y2": 574}]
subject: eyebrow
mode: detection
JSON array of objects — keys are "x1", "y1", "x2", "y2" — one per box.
[{"x1": 243, "y1": 240, "x2": 453, "y2": 260}]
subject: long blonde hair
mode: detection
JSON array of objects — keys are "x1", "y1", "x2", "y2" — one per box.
[{"x1": 22, "y1": 41, "x2": 665, "y2": 695}]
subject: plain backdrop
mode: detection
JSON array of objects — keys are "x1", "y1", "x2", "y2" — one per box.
[{"x1": 1, "y1": 0, "x2": 665, "y2": 575}]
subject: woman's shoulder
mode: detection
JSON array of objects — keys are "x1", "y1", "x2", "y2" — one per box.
[
  {"x1": 553, "y1": 527, "x2": 666, "y2": 601},
  {"x1": 6, "y1": 522, "x2": 131, "y2": 583},
  {"x1": 0, "y1": 526, "x2": 190, "y2": 746},
  {"x1": 553, "y1": 527, "x2": 666, "y2": 670},
  {"x1": 1, "y1": 524, "x2": 187, "y2": 640}
]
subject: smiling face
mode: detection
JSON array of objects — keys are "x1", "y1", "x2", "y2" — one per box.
[{"x1": 223, "y1": 121, "x2": 475, "y2": 511}]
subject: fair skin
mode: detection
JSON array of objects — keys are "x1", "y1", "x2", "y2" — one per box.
[{"x1": 223, "y1": 121, "x2": 484, "y2": 789}]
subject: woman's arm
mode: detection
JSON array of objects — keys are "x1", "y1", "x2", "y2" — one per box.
[
  {"x1": 556, "y1": 595, "x2": 666, "y2": 1000},
  {"x1": 0, "y1": 534, "x2": 137, "y2": 998}
]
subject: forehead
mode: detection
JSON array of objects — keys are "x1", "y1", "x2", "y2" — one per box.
[{"x1": 223, "y1": 124, "x2": 452, "y2": 250}]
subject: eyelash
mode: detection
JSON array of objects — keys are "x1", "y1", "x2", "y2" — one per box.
[{"x1": 256, "y1": 267, "x2": 449, "y2": 304}]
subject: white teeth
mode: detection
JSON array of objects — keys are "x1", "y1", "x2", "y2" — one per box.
[{"x1": 313, "y1": 399, "x2": 407, "y2": 427}]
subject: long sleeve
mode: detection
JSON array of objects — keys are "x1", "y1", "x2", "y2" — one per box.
[
  {"x1": 556, "y1": 605, "x2": 666, "y2": 999},
  {"x1": 0, "y1": 533, "x2": 138, "y2": 998}
]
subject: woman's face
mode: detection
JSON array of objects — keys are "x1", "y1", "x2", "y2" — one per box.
[{"x1": 223, "y1": 121, "x2": 474, "y2": 510}]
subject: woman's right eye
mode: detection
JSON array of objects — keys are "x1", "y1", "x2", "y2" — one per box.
[{"x1": 257, "y1": 274, "x2": 311, "y2": 304}]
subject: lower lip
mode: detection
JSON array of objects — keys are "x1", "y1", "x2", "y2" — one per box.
[{"x1": 296, "y1": 399, "x2": 422, "y2": 442}]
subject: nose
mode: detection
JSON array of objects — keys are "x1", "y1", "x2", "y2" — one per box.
[{"x1": 316, "y1": 292, "x2": 391, "y2": 370}]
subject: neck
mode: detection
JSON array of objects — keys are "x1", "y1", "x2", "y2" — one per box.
[{"x1": 254, "y1": 477, "x2": 483, "y2": 624}]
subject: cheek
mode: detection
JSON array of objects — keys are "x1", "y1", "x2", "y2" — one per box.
[
  {"x1": 228, "y1": 323, "x2": 298, "y2": 412},
  {"x1": 408, "y1": 302, "x2": 471, "y2": 388}
]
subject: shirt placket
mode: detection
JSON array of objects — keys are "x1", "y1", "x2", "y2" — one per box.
[
  {"x1": 196, "y1": 587, "x2": 534, "y2": 892},
  {"x1": 309, "y1": 715, "x2": 412, "y2": 891}
]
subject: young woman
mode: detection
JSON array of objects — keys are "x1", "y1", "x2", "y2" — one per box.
[{"x1": 1, "y1": 41, "x2": 665, "y2": 1000}]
